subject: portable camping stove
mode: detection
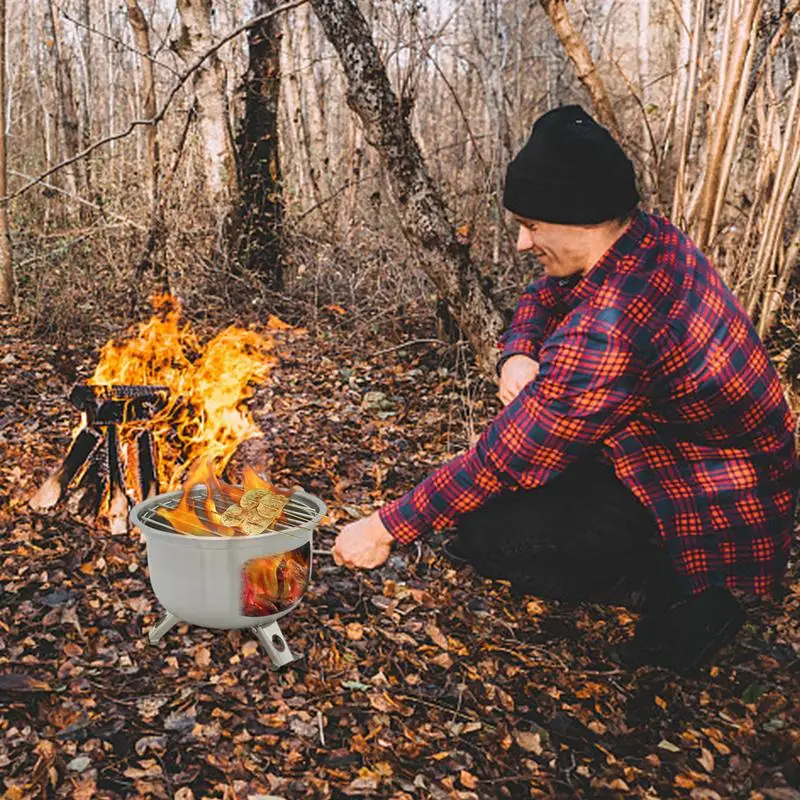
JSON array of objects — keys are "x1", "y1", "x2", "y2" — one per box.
[{"x1": 130, "y1": 486, "x2": 326, "y2": 669}]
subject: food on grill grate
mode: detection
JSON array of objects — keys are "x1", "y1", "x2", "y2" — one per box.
[
  {"x1": 153, "y1": 460, "x2": 295, "y2": 538},
  {"x1": 221, "y1": 488, "x2": 290, "y2": 535}
]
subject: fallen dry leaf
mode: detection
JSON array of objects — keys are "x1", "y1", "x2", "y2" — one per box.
[
  {"x1": 346, "y1": 622, "x2": 364, "y2": 640},
  {"x1": 241, "y1": 640, "x2": 259, "y2": 657},
  {"x1": 425, "y1": 623, "x2": 448, "y2": 650},
  {"x1": 344, "y1": 776, "x2": 379, "y2": 795},
  {"x1": 430, "y1": 651, "x2": 453, "y2": 669},
  {"x1": 123, "y1": 760, "x2": 163, "y2": 779},
  {"x1": 0, "y1": 674, "x2": 51, "y2": 693},
  {"x1": 460, "y1": 770, "x2": 479, "y2": 789},
  {"x1": 514, "y1": 730, "x2": 543, "y2": 755},
  {"x1": 698, "y1": 747, "x2": 715, "y2": 773}
]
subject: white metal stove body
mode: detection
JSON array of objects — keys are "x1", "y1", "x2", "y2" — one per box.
[{"x1": 130, "y1": 486, "x2": 326, "y2": 669}]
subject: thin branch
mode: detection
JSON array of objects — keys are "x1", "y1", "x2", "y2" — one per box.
[
  {"x1": 371, "y1": 338, "x2": 445, "y2": 357},
  {"x1": 54, "y1": 0, "x2": 181, "y2": 77},
  {"x1": 295, "y1": 171, "x2": 380, "y2": 222},
  {"x1": 1, "y1": 0, "x2": 309, "y2": 204},
  {"x1": 8, "y1": 169, "x2": 145, "y2": 230}
]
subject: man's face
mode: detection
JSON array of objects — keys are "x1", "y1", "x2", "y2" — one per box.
[{"x1": 514, "y1": 216, "x2": 584, "y2": 278}]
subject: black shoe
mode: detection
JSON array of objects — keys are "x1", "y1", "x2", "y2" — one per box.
[
  {"x1": 616, "y1": 587, "x2": 745, "y2": 673},
  {"x1": 441, "y1": 535, "x2": 472, "y2": 566}
]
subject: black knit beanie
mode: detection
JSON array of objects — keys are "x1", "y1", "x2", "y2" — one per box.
[{"x1": 503, "y1": 105, "x2": 639, "y2": 224}]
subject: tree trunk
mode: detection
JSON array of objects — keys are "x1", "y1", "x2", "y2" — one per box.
[
  {"x1": 0, "y1": 0, "x2": 12, "y2": 307},
  {"x1": 638, "y1": 0, "x2": 649, "y2": 99},
  {"x1": 125, "y1": 0, "x2": 162, "y2": 274},
  {"x1": 28, "y1": 2, "x2": 52, "y2": 174},
  {"x1": 103, "y1": 0, "x2": 117, "y2": 158},
  {"x1": 176, "y1": 0, "x2": 238, "y2": 211},
  {"x1": 693, "y1": 0, "x2": 761, "y2": 251},
  {"x1": 234, "y1": 0, "x2": 283, "y2": 288},
  {"x1": 310, "y1": 0, "x2": 506, "y2": 373},
  {"x1": 47, "y1": 0, "x2": 84, "y2": 200},
  {"x1": 539, "y1": 0, "x2": 621, "y2": 142},
  {"x1": 672, "y1": 0, "x2": 705, "y2": 224},
  {"x1": 76, "y1": 0, "x2": 93, "y2": 197}
]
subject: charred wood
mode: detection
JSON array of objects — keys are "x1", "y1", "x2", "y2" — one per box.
[{"x1": 29, "y1": 427, "x2": 103, "y2": 511}]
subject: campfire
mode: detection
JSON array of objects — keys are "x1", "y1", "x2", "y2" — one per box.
[{"x1": 30, "y1": 294, "x2": 281, "y2": 533}]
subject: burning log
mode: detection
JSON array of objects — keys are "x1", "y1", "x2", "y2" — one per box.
[
  {"x1": 134, "y1": 430, "x2": 158, "y2": 501},
  {"x1": 106, "y1": 426, "x2": 129, "y2": 535},
  {"x1": 75, "y1": 446, "x2": 105, "y2": 518},
  {"x1": 30, "y1": 428, "x2": 103, "y2": 512},
  {"x1": 69, "y1": 383, "x2": 169, "y2": 425},
  {"x1": 30, "y1": 383, "x2": 169, "y2": 532}
]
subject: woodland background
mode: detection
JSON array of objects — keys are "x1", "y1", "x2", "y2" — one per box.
[
  {"x1": 0, "y1": 0, "x2": 799, "y2": 377},
  {"x1": 1, "y1": 0, "x2": 800, "y2": 798}
]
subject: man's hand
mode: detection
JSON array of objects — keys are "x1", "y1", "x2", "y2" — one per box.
[
  {"x1": 499, "y1": 354, "x2": 539, "y2": 405},
  {"x1": 333, "y1": 512, "x2": 394, "y2": 569}
]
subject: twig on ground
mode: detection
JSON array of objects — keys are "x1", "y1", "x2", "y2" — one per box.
[
  {"x1": 317, "y1": 709, "x2": 326, "y2": 747},
  {"x1": 372, "y1": 338, "x2": 445, "y2": 357},
  {"x1": 483, "y1": 642, "x2": 569, "y2": 671}
]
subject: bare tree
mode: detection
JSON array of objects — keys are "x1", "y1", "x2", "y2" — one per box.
[
  {"x1": 693, "y1": 0, "x2": 762, "y2": 251},
  {"x1": 76, "y1": 0, "x2": 93, "y2": 196},
  {"x1": 176, "y1": 0, "x2": 238, "y2": 211},
  {"x1": 538, "y1": 0, "x2": 621, "y2": 141},
  {"x1": 0, "y1": 0, "x2": 10, "y2": 306},
  {"x1": 46, "y1": 0, "x2": 84, "y2": 199},
  {"x1": 125, "y1": 0, "x2": 162, "y2": 273},
  {"x1": 235, "y1": 0, "x2": 283, "y2": 287},
  {"x1": 310, "y1": 0, "x2": 505, "y2": 372}
]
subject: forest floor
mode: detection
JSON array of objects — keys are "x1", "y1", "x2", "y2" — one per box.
[{"x1": 1, "y1": 306, "x2": 799, "y2": 800}]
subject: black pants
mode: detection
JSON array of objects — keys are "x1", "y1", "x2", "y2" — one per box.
[{"x1": 454, "y1": 460, "x2": 681, "y2": 610}]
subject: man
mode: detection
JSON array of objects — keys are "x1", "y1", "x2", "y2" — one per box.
[{"x1": 333, "y1": 105, "x2": 798, "y2": 671}]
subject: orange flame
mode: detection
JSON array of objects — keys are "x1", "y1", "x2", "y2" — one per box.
[
  {"x1": 242, "y1": 464, "x2": 292, "y2": 497},
  {"x1": 158, "y1": 458, "x2": 238, "y2": 536},
  {"x1": 158, "y1": 458, "x2": 292, "y2": 537},
  {"x1": 86, "y1": 294, "x2": 281, "y2": 499}
]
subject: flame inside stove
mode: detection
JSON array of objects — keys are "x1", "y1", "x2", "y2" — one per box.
[
  {"x1": 242, "y1": 545, "x2": 310, "y2": 616},
  {"x1": 87, "y1": 294, "x2": 280, "y2": 495}
]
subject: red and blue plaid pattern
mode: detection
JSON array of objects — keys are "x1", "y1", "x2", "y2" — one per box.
[{"x1": 379, "y1": 211, "x2": 798, "y2": 597}]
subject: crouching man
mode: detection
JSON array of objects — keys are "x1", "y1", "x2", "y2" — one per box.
[{"x1": 333, "y1": 105, "x2": 798, "y2": 672}]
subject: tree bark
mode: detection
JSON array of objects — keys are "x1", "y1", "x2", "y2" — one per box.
[
  {"x1": 125, "y1": 0, "x2": 162, "y2": 274},
  {"x1": 77, "y1": 0, "x2": 93, "y2": 197},
  {"x1": 0, "y1": 0, "x2": 12, "y2": 306},
  {"x1": 176, "y1": 0, "x2": 238, "y2": 210},
  {"x1": 671, "y1": 0, "x2": 705, "y2": 224},
  {"x1": 47, "y1": 0, "x2": 83, "y2": 200},
  {"x1": 309, "y1": 0, "x2": 506, "y2": 373},
  {"x1": 235, "y1": 0, "x2": 283, "y2": 287},
  {"x1": 538, "y1": 0, "x2": 621, "y2": 142},
  {"x1": 693, "y1": 0, "x2": 761, "y2": 251}
]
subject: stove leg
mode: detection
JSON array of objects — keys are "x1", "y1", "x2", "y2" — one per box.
[
  {"x1": 251, "y1": 621, "x2": 298, "y2": 670},
  {"x1": 148, "y1": 611, "x2": 180, "y2": 645}
]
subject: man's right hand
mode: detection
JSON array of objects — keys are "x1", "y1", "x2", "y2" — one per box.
[{"x1": 499, "y1": 354, "x2": 539, "y2": 405}]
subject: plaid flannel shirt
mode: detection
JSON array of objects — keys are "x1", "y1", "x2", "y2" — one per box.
[{"x1": 379, "y1": 211, "x2": 798, "y2": 597}]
